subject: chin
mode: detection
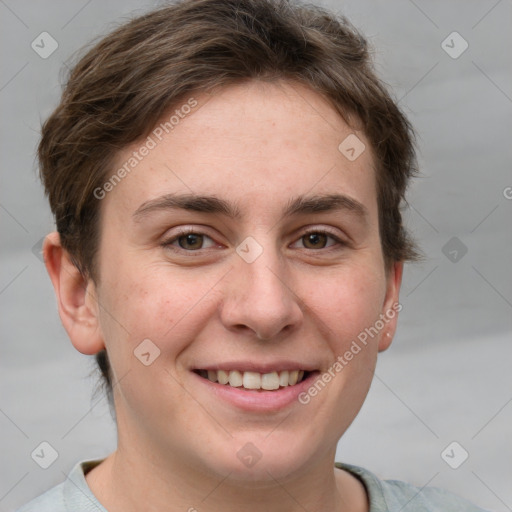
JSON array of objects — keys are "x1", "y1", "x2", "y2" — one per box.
[{"x1": 205, "y1": 431, "x2": 315, "y2": 483}]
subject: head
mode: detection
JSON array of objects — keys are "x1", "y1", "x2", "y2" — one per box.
[{"x1": 41, "y1": 0, "x2": 418, "y2": 481}]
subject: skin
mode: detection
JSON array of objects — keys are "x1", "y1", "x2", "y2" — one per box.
[{"x1": 44, "y1": 79, "x2": 403, "y2": 512}]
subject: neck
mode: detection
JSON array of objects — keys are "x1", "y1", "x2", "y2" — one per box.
[{"x1": 86, "y1": 444, "x2": 368, "y2": 512}]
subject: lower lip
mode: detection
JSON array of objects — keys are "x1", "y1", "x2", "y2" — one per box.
[{"x1": 191, "y1": 371, "x2": 320, "y2": 412}]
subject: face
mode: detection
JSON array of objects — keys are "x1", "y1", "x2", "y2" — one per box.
[{"x1": 79, "y1": 80, "x2": 401, "y2": 481}]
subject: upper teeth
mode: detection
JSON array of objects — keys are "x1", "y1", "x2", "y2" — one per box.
[{"x1": 202, "y1": 370, "x2": 305, "y2": 390}]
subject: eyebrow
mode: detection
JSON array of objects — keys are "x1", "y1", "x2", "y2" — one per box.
[{"x1": 132, "y1": 192, "x2": 368, "y2": 223}]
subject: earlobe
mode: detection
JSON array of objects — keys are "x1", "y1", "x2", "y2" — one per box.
[
  {"x1": 43, "y1": 232, "x2": 105, "y2": 355},
  {"x1": 378, "y1": 261, "x2": 403, "y2": 352}
]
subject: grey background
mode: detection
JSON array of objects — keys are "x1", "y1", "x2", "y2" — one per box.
[{"x1": 1, "y1": 0, "x2": 511, "y2": 510}]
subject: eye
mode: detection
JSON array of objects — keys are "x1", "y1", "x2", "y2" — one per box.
[
  {"x1": 161, "y1": 227, "x2": 346, "y2": 254},
  {"x1": 161, "y1": 229, "x2": 218, "y2": 252},
  {"x1": 291, "y1": 229, "x2": 345, "y2": 250}
]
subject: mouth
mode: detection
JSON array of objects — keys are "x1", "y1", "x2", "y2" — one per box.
[{"x1": 193, "y1": 369, "x2": 313, "y2": 391}]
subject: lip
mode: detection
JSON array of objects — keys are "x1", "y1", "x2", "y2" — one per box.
[
  {"x1": 191, "y1": 369, "x2": 321, "y2": 412},
  {"x1": 193, "y1": 360, "x2": 319, "y2": 373}
]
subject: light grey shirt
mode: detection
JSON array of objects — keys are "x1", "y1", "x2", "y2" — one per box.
[{"x1": 15, "y1": 459, "x2": 490, "y2": 511}]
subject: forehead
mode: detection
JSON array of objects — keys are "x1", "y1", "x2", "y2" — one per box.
[{"x1": 104, "y1": 80, "x2": 377, "y2": 221}]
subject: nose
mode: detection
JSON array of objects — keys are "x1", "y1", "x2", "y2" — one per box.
[{"x1": 219, "y1": 241, "x2": 303, "y2": 341}]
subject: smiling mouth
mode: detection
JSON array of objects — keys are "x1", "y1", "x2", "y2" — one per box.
[{"x1": 193, "y1": 369, "x2": 313, "y2": 391}]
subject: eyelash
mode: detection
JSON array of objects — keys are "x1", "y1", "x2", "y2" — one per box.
[{"x1": 160, "y1": 227, "x2": 347, "y2": 254}]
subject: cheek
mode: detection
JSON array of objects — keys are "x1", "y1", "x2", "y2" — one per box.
[
  {"x1": 95, "y1": 267, "x2": 220, "y2": 422},
  {"x1": 96, "y1": 262, "x2": 221, "y2": 366},
  {"x1": 302, "y1": 264, "x2": 386, "y2": 423},
  {"x1": 307, "y1": 263, "x2": 386, "y2": 349}
]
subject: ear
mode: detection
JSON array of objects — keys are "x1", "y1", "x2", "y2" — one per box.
[
  {"x1": 43, "y1": 231, "x2": 105, "y2": 355},
  {"x1": 378, "y1": 261, "x2": 403, "y2": 352}
]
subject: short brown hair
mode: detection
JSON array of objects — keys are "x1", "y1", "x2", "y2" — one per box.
[{"x1": 38, "y1": 0, "x2": 419, "y2": 402}]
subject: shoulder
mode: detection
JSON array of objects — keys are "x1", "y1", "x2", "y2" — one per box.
[
  {"x1": 14, "y1": 459, "x2": 106, "y2": 512},
  {"x1": 336, "y1": 462, "x2": 491, "y2": 512},
  {"x1": 15, "y1": 482, "x2": 66, "y2": 512}
]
